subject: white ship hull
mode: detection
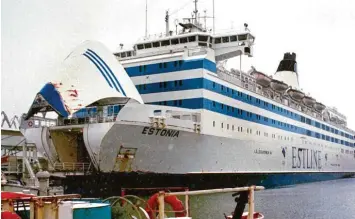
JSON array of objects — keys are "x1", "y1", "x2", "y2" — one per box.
[{"x1": 96, "y1": 118, "x2": 355, "y2": 174}]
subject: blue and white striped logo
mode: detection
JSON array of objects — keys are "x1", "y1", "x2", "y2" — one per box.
[{"x1": 83, "y1": 49, "x2": 126, "y2": 96}]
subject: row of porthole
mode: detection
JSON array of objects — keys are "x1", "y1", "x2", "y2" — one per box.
[{"x1": 211, "y1": 121, "x2": 355, "y2": 156}]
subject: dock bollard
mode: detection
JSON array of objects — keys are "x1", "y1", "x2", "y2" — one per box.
[{"x1": 36, "y1": 171, "x2": 50, "y2": 196}]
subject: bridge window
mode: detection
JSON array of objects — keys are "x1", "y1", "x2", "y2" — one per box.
[
  {"x1": 171, "y1": 38, "x2": 179, "y2": 45},
  {"x1": 127, "y1": 51, "x2": 132, "y2": 57},
  {"x1": 180, "y1": 37, "x2": 188, "y2": 43},
  {"x1": 121, "y1": 53, "x2": 127, "y2": 58},
  {"x1": 153, "y1": 42, "x2": 160, "y2": 47},
  {"x1": 144, "y1": 43, "x2": 152, "y2": 49},
  {"x1": 230, "y1": 35, "x2": 237, "y2": 42},
  {"x1": 161, "y1": 40, "x2": 170, "y2": 46},
  {"x1": 238, "y1": 34, "x2": 247, "y2": 41},
  {"x1": 222, "y1": 37, "x2": 229, "y2": 43},
  {"x1": 214, "y1": 37, "x2": 221, "y2": 44},
  {"x1": 188, "y1": 36, "x2": 196, "y2": 42},
  {"x1": 137, "y1": 44, "x2": 144, "y2": 50},
  {"x1": 198, "y1": 35, "x2": 208, "y2": 42}
]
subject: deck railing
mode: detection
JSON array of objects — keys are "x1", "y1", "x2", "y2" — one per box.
[{"x1": 53, "y1": 162, "x2": 92, "y2": 172}]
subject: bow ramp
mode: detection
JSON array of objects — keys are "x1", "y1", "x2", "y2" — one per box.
[{"x1": 23, "y1": 41, "x2": 143, "y2": 171}]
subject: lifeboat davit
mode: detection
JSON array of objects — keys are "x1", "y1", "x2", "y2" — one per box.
[
  {"x1": 313, "y1": 102, "x2": 326, "y2": 111},
  {"x1": 252, "y1": 71, "x2": 272, "y2": 87},
  {"x1": 270, "y1": 79, "x2": 288, "y2": 93},
  {"x1": 302, "y1": 96, "x2": 316, "y2": 107},
  {"x1": 287, "y1": 88, "x2": 305, "y2": 101}
]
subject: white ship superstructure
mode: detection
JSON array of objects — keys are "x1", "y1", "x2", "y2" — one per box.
[{"x1": 23, "y1": 1, "x2": 354, "y2": 186}]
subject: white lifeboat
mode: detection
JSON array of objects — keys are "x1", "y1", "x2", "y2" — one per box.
[
  {"x1": 270, "y1": 79, "x2": 288, "y2": 93},
  {"x1": 287, "y1": 88, "x2": 305, "y2": 101},
  {"x1": 252, "y1": 71, "x2": 272, "y2": 87},
  {"x1": 313, "y1": 102, "x2": 326, "y2": 111},
  {"x1": 302, "y1": 96, "x2": 316, "y2": 107}
]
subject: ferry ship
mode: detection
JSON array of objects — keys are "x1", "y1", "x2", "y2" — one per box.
[{"x1": 22, "y1": 1, "x2": 355, "y2": 195}]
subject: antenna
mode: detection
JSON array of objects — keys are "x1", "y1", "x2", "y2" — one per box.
[
  {"x1": 212, "y1": 0, "x2": 215, "y2": 34},
  {"x1": 145, "y1": 0, "x2": 148, "y2": 37},
  {"x1": 193, "y1": 0, "x2": 198, "y2": 25},
  {"x1": 204, "y1": 9, "x2": 207, "y2": 30}
]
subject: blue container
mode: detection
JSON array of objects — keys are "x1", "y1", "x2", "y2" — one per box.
[{"x1": 73, "y1": 203, "x2": 111, "y2": 219}]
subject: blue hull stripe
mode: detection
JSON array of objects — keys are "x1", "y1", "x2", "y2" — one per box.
[
  {"x1": 87, "y1": 49, "x2": 126, "y2": 96},
  {"x1": 125, "y1": 58, "x2": 216, "y2": 77},
  {"x1": 83, "y1": 53, "x2": 114, "y2": 89},
  {"x1": 147, "y1": 97, "x2": 354, "y2": 148},
  {"x1": 134, "y1": 77, "x2": 354, "y2": 143}
]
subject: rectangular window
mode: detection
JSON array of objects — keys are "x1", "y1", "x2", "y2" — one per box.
[
  {"x1": 171, "y1": 38, "x2": 179, "y2": 45},
  {"x1": 163, "y1": 63, "x2": 167, "y2": 68},
  {"x1": 161, "y1": 40, "x2": 170, "y2": 46},
  {"x1": 153, "y1": 42, "x2": 160, "y2": 47},
  {"x1": 144, "y1": 43, "x2": 152, "y2": 49},
  {"x1": 188, "y1": 36, "x2": 196, "y2": 42},
  {"x1": 180, "y1": 37, "x2": 188, "y2": 43},
  {"x1": 179, "y1": 80, "x2": 183, "y2": 86},
  {"x1": 179, "y1": 100, "x2": 182, "y2": 106}
]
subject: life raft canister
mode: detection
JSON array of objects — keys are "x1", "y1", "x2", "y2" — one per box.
[{"x1": 145, "y1": 193, "x2": 186, "y2": 219}]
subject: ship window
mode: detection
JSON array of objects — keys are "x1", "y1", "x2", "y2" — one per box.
[
  {"x1": 121, "y1": 53, "x2": 126, "y2": 58},
  {"x1": 139, "y1": 66, "x2": 142, "y2": 72},
  {"x1": 179, "y1": 60, "x2": 183, "y2": 66},
  {"x1": 214, "y1": 37, "x2": 221, "y2": 44},
  {"x1": 159, "y1": 82, "x2": 163, "y2": 88},
  {"x1": 238, "y1": 34, "x2": 247, "y2": 41},
  {"x1": 174, "y1": 100, "x2": 177, "y2": 106},
  {"x1": 198, "y1": 42, "x2": 207, "y2": 47},
  {"x1": 143, "y1": 84, "x2": 147, "y2": 90},
  {"x1": 221, "y1": 104, "x2": 224, "y2": 109},
  {"x1": 180, "y1": 37, "x2": 188, "y2": 43},
  {"x1": 159, "y1": 63, "x2": 162, "y2": 68},
  {"x1": 179, "y1": 80, "x2": 183, "y2": 86},
  {"x1": 153, "y1": 42, "x2": 160, "y2": 47},
  {"x1": 213, "y1": 82, "x2": 215, "y2": 88},
  {"x1": 188, "y1": 36, "x2": 196, "y2": 42},
  {"x1": 164, "y1": 63, "x2": 167, "y2": 68},
  {"x1": 174, "y1": 80, "x2": 178, "y2": 87},
  {"x1": 221, "y1": 123, "x2": 223, "y2": 128},
  {"x1": 171, "y1": 38, "x2": 179, "y2": 45},
  {"x1": 163, "y1": 82, "x2": 167, "y2": 88},
  {"x1": 213, "y1": 121, "x2": 215, "y2": 127},
  {"x1": 144, "y1": 43, "x2": 152, "y2": 49},
  {"x1": 227, "y1": 124, "x2": 229, "y2": 130},
  {"x1": 213, "y1": 101, "x2": 216, "y2": 107},
  {"x1": 199, "y1": 35, "x2": 208, "y2": 42},
  {"x1": 127, "y1": 51, "x2": 132, "y2": 57},
  {"x1": 161, "y1": 40, "x2": 170, "y2": 46},
  {"x1": 232, "y1": 125, "x2": 234, "y2": 131},
  {"x1": 222, "y1": 37, "x2": 230, "y2": 43},
  {"x1": 115, "y1": 53, "x2": 120, "y2": 57},
  {"x1": 179, "y1": 100, "x2": 182, "y2": 106},
  {"x1": 209, "y1": 37, "x2": 213, "y2": 43},
  {"x1": 221, "y1": 85, "x2": 224, "y2": 91},
  {"x1": 137, "y1": 44, "x2": 144, "y2": 50},
  {"x1": 174, "y1": 61, "x2": 178, "y2": 67},
  {"x1": 227, "y1": 106, "x2": 230, "y2": 111},
  {"x1": 230, "y1": 35, "x2": 237, "y2": 42}
]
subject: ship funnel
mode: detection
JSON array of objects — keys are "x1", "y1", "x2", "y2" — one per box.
[{"x1": 273, "y1": 52, "x2": 299, "y2": 89}]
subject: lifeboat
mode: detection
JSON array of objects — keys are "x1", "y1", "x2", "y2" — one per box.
[
  {"x1": 302, "y1": 96, "x2": 316, "y2": 107},
  {"x1": 252, "y1": 71, "x2": 272, "y2": 87},
  {"x1": 313, "y1": 102, "x2": 326, "y2": 111},
  {"x1": 270, "y1": 79, "x2": 288, "y2": 93},
  {"x1": 287, "y1": 88, "x2": 305, "y2": 101}
]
